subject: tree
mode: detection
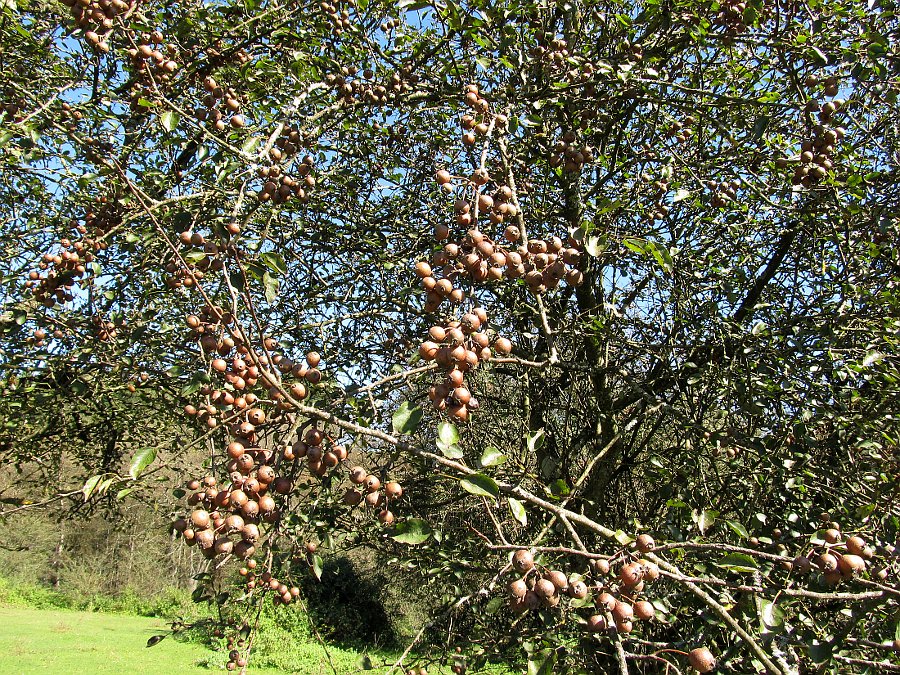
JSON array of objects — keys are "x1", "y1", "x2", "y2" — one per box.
[{"x1": 1, "y1": 0, "x2": 898, "y2": 671}]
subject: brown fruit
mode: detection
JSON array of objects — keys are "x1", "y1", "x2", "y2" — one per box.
[
  {"x1": 385, "y1": 481, "x2": 403, "y2": 498},
  {"x1": 546, "y1": 570, "x2": 568, "y2": 591},
  {"x1": 191, "y1": 509, "x2": 210, "y2": 529},
  {"x1": 534, "y1": 578, "x2": 556, "y2": 599},
  {"x1": 619, "y1": 562, "x2": 643, "y2": 586},
  {"x1": 567, "y1": 580, "x2": 588, "y2": 599},
  {"x1": 512, "y1": 549, "x2": 534, "y2": 573},
  {"x1": 586, "y1": 614, "x2": 607, "y2": 632},
  {"x1": 688, "y1": 647, "x2": 716, "y2": 673},
  {"x1": 837, "y1": 554, "x2": 866, "y2": 577},
  {"x1": 845, "y1": 536, "x2": 866, "y2": 556},
  {"x1": 634, "y1": 600, "x2": 655, "y2": 620},
  {"x1": 596, "y1": 592, "x2": 617, "y2": 612},
  {"x1": 635, "y1": 534, "x2": 655, "y2": 553},
  {"x1": 508, "y1": 579, "x2": 528, "y2": 598}
]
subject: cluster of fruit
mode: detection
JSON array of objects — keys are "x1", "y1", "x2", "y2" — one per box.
[
  {"x1": 548, "y1": 130, "x2": 595, "y2": 174},
  {"x1": 341, "y1": 465, "x2": 403, "y2": 525},
  {"x1": 806, "y1": 73, "x2": 842, "y2": 97},
  {"x1": 25, "y1": 327, "x2": 66, "y2": 348},
  {"x1": 238, "y1": 559, "x2": 300, "y2": 606},
  {"x1": 269, "y1": 125, "x2": 310, "y2": 163},
  {"x1": 25, "y1": 237, "x2": 94, "y2": 307},
  {"x1": 507, "y1": 550, "x2": 590, "y2": 612},
  {"x1": 126, "y1": 31, "x2": 178, "y2": 79},
  {"x1": 459, "y1": 84, "x2": 501, "y2": 147},
  {"x1": 173, "y1": 469, "x2": 274, "y2": 561},
  {"x1": 164, "y1": 230, "x2": 221, "y2": 288},
  {"x1": 195, "y1": 77, "x2": 246, "y2": 132},
  {"x1": 256, "y1": 161, "x2": 314, "y2": 204},
  {"x1": 318, "y1": 0, "x2": 352, "y2": 35},
  {"x1": 91, "y1": 313, "x2": 124, "y2": 342},
  {"x1": 59, "y1": 0, "x2": 136, "y2": 53},
  {"x1": 325, "y1": 65, "x2": 419, "y2": 105},
  {"x1": 787, "y1": 121, "x2": 845, "y2": 187},
  {"x1": 713, "y1": 0, "x2": 755, "y2": 39},
  {"x1": 662, "y1": 115, "x2": 696, "y2": 145},
  {"x1": 790, "y1": 526, "x2": 875, "y2": 585},
  {"x1": 289, "y1": 426, "x2": 349, "y2": 478},
  {"x1": 705, "y1": 178, "x2": 741, "y2": 208},
  {"x1": 417, "y1": 309, "x2": 512, "y2": 422},
  {"x1": 639, "y1": 173, "x2": 673, "y2": 222},
  {"x1": 0, "y1": 96, "x2": 26, "y2": 123}
]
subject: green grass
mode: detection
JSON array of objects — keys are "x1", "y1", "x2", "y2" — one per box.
[{"x1": 0, "y1": 606, "x2": 258, "y2": 674}]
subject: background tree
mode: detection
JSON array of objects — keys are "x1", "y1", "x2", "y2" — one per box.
[{"x1": 1, "y1": 0, "x2": 898, "y2": 672}]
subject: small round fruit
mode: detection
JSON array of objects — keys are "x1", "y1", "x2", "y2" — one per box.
[
  {"x1": 688, "y1": 647, "x2": 716, "y2": 673},
  {"x1": 512, "y1": 549, "x2": 534, "y2": 573},
  {"x1": 635, "y1": 534, "x2": 655, "y2": 553}
]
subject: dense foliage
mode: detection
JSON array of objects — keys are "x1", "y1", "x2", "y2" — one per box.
[{"x1": 1, "y1": 0, "x2": 899, "y2": 671}]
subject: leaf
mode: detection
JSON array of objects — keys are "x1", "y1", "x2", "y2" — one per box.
[
  {"x1": 724, "y1": 519, "x2": 749, "y2": 539},
  {"x1": 260, "y1": 251, "x2": 287, "y2": 275},
  {"x1": 863, "y1": 350, "x2": 884, "y2": 367},
  {"x1": 716, "y1": 552, "x2": 759, "y2": 573},
  {"x1": 759, "y1": 598, "x2": 784, "y2": 631},
  {"x1": 673, "y1": 188, "x2": 691, "y2": 202},
  {"x1": 82, "y1": 474, "x2": 102, "y2": 500},
  {"x1": 146, "y1": 635, "x2": 166, "y2": 647},
  {"x1": 584, "y1": 234, "x2": 605, "y2": 257},
  {"x1": 392, "y1": 401, "x2": 423, "y2": 434},
  {"x1": 437, "y1": 421, "x2": 459, "y2": 447},
  {"x1": 508, "y1": 498, "x2": 527, "y2": 526},
  {"x1": 263, "y1": 271, "x2": 279, "y2": 303},
  {"x1": 485, "y1": 597, "x2": 504, "y2": 614},
  {"x1": 390, "y1": 518, "x2": 432, "y2": 544},
  {"x1": 160, "y1": 110, "x2": 180, "y2": 132},
  {"x1": 548, "y1": 479, "x2": 569, "y2": 497},
  {"x1": 526, "y1": 429, "x2": 545, "y2": 453},
  {"x1": 459, "y1": 473, "x2": 499, "y2": 498},
  {"x1": 479, "y1": 447, "x2": 506, "y2": 467},
  {"x1": 311, "y1": 554, "x2": 323, "y2": 580},
  {"x1": 527, "y1": 650, "x2": 556, "y2": 675},
  {"x1": 693, "y1": 508, "x2": 718, "y2": 534},
  {"x1": 129, "y1": 447, "x2": 157, "y2": 479}
]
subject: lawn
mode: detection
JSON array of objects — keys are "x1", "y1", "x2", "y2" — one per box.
[{"x1": 0, "y1": 606, "x2": 282, "y2": 674}]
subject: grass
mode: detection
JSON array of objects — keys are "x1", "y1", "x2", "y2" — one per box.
[
  {"x1": 0, "y1": 578, "x2": 514, "y2": 673},
  {"x1": 0, "y1": 605, "x2": 259, "y2": 674}
]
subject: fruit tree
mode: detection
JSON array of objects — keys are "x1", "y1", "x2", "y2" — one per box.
[{"x1": 0, "y1": 0, "x2": 898, "y2": 671}]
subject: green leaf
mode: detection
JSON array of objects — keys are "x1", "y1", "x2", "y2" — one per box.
[
  {"x1": 479, "y1": 446, "x2": 506, "y2": 467},
  {"x1": 716, "y1": 552, "x2": 758, "y2": 573},
  {"x1": 548, "y1": 479, "x2": 569, "y2": 497},
  {"x1": 260, "y1": 251, "x2": 287, "y2": 275},
  {"x1": 263, "y1": 271, "x2": 279, "y2": 303},
  {"x1": 508, "y1": 497, "x2": 527, "y2": 526},
  {"x1": 526, "y1": 429, "x2": 545, "y2": 453},
  {"x1": 390, "y1": 518, "x2": 433, "y2": 544},
  {"x1": 82, "y1": 475, "x2": 102, "y2": 500},
  {"x1": 527, "y1": 650, "x2": 556, "y2": 675},
  {"x1": 485, "y1": 597, "x2": 504, "y2": 614},
  {"x1": 160, "y1": 110, "x2": 180, "y2": 132},
  {"x1": 437, "y1": 421, "x2": 459, "y2": 447},
  {"x1": 116, "y1": 488, "x2": 136, "y2": 500},
  {"x1": 129, "y1": 447, "x2": 157, "y2": 479},
  {"x1": 693, "y1": 508, "x2": 718, "y2": 534},
  {"x1": 392, "y1": 401, "x2": 423, "y2": 434},
  {"x1": 311, "y1": 554, "x2": 323, "y2": 580},
  {"x1": 459, "y1": 473, "x2": 499, "y2": 498},
  {"x1": 725, "y1": 519, "x2": 750, "y2": 539},
  {"x1": 759, "y1": 598, "x2": 784, "y2": 631}
]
